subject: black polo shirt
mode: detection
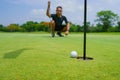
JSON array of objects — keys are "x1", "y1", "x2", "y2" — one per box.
[{"x1": 51, "y1": 14, "x2": 68, "y2": 26}]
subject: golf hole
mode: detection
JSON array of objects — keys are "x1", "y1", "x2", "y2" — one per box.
[{"x1": 76, "y1": 56, "x2": 93, "y2": 60}]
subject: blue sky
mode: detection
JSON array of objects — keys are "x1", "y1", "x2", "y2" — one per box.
[{"x1": 0, "y1": 0, "x2": 120, "y2": 26}]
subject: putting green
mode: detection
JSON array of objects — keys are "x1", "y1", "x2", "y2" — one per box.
[{"x1": 0, "y1": 32, "x2": 120, "y2": 80}]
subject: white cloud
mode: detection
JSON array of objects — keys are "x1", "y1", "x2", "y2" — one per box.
[
  {"x1": 31, "y1": 9, "x2": 45, "y2": 15},
  {"x1": 106, "y1": 0, "x2": 115, "y2": 3},
  {"x1": 30, "y1": 8, "x2": 49, "y2": 22}
]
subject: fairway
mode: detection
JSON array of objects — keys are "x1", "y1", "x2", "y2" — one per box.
[{"x1": 0, "y1": 32, "x2": 120, "y2": 80}]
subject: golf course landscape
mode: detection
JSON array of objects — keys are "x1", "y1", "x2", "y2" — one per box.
[{"x1": 0, "y1": 32, "x2": 120, "y2": 80}]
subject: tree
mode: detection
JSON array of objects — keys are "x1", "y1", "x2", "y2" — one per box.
[
  {"x1": 35, "y1": 23, "x2": 46, "y2": 31},
  {"x1": 117, "y1": 21, "x2": 120, "y2": 32},
  {"x1": 96, "y1": 10, "x2": 119, "y2": 32},
  {"x1": 70, "y1": 23, "x2": 80, "y2": 32},
  {"x1": 20, "y1": 21, "x2": 37, "y2": 32},
  {"x1": 7, "y1": 24, "x2": 19, "y2": 32},
  {"x1": 86, "y1": 22, "x2": 91, "y2": 32},
  {"x1": 76, "y1": 25, "x2": 83, "y2": 32},
  {"x1": 39, "y1": 22, "x2": 50, "y2": 32},
  {"x1": 0, "y1": 24, "x2": 4, "y2": 31}
]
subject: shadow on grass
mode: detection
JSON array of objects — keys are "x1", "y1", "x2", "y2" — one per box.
[{"x1": 3, "y1": 48, "x2": 30, "y2": 59}]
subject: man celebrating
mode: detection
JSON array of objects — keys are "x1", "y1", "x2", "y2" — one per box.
[{"x1": 46, "y1": 1, "x2": 70, "y2": 37}]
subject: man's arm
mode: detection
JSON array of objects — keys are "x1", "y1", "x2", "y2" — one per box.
[
  {"x1": 64, "y1": 16, "x2": 70, "y2": 31},
  {"x1": 46, "y1": 1, "x2": 51, "y2": 17}
]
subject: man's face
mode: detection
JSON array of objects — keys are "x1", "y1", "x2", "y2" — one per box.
[{"x1": 56, "y1": 8, "x2": 62, "y2": 16}]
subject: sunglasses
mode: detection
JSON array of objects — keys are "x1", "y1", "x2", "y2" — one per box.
[{"x1": 56, "y1": 10, "x2": 62, "y2": 12}]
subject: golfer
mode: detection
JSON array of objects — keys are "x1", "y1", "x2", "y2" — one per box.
[{"x1": 46, "y1": 1, "x2": 70, "y2": 37}]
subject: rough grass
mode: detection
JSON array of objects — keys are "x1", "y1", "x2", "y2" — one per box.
[{"x1": 0, "y1": 32, "x2": 120, "y2": 80}]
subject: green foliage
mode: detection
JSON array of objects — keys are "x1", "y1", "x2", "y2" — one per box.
[
  {"x1": 107, "y1": 27, "x2": 118, "y2": 32},
  {"x1": 96, "y1": 10, "x2": 119, "y2": 32},
  {"x1": 0, "y1": 24, "x2": 3, "y2": 28},
  {"x1": 0, "y1": 24, "x2": 4, "y2": 31},
  {"x1": 6, "y1": 24, "x2": 19, "y2": 32},
  {"x1": 20, "y1": 21, "x2": 37, "y2": 32},
  {"x1": 70, "y1": 22, "x2": 83, "y2": 32},
  {"x1": 117, "y1": 21, "x2": 120, "y2": 32},
  {"x1": 35, "y1": 24, "x2": 49, "y2": 32},
  {"x1": 20, "y1": 21, "x2": 50, "y2": 32},
  {"x1": 86, "y1": 22, "x2": 91, "y2": 32},
  {"x1": 95, "y1": 23, "x2": 104, "y2": 32},
  {"x1": 70, "y1": 24, "x2": 79, "y2": 32},
  {"x1": 0, "y1": 10, "x2": 120, "y2": 32}
]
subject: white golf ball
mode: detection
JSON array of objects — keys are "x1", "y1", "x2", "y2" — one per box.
[{"x1": 71, "y1": 51, "x2": 78, "y2": 58}]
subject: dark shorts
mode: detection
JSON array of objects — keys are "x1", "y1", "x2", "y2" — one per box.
[{"x1": 55, "y1": 25, "x2": 66, "y2": 31}]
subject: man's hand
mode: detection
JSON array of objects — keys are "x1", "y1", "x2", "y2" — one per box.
[
  {"x1": 46, "y1": 1, "x2": 51, "y2": 17},
  {"x1": 65, "y1": 31, "x2": 69, "y2": 35},
  {"x1": 48, "y1": 1, "x2": 50, "y2": 8}
]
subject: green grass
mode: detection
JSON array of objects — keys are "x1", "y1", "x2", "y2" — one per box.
[{"x1": 0, "y1": 32, "x2": 120, "y2": 80}]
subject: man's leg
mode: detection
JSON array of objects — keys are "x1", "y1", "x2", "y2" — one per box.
[
  {"x1": 62, "y1": 23, "x2": 70, "y2": 35},
  {"x1": 57, "y1": 31, "x2": 64, "y2": 37},
  {"x1": 56, "y1": 26, "x2": 64, "y2": 37},
  {"x1": 56, "y1": 23, "x2": 70, "y2": 37},
  {"x1": 50, "y1": 20, "x2": 55, "y2": 37}
]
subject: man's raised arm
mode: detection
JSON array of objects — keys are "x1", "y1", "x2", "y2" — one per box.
[{"x1": 46, "y1": 1, "x2": 51, "y2": 17}]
